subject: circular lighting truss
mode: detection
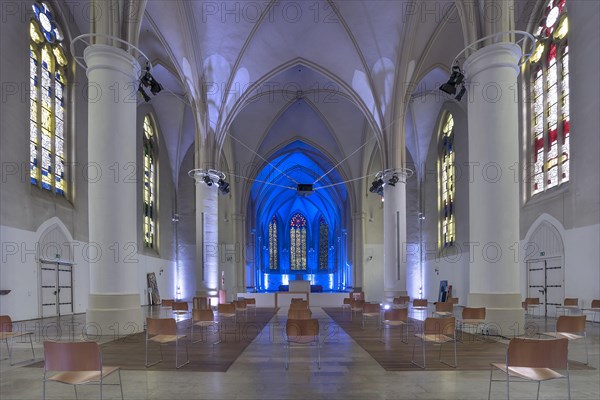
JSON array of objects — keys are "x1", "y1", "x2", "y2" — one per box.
[
  {"x1": 70, "y1": 33, "x2": 151, "y2": 75},
  {"x1": 188, "y1": 169, "x2": 230, "y2": 194}
]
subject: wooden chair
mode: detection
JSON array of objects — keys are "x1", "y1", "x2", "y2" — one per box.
[
  {"x1": 172, "y1": 301, "x2": 190, "y2": 317},
  {"x1": 556, "y1": 298, "x2": 580, "y2": 317},
  {"x1": 412, "y1": 299, "x2": 429, "y2": 320},
  {"x1": 145, "y1": 318, "x2": 189, "y2": 369},
  {"x1": 381, "y1": 308, "x2": 408, "y2": 343},
  {"x1": 350, "y1": 299, "x2": 365, "y2": 321},
  {"x1": 341, "y1": 297, "x2": 352, "y2": 316},
  {"x1": 245, "y1": 298, "x2": 257, "y2": 316},
  {"x1": 351, "y1": 291, "x2": 365, "y2": 301},
  {"x1": 191, "y1": 309, "x2": 217, "y2": 343},
  {"x1": 216, "y1": 303, "x2": 237, "y2": 343},
  {"x1": 542, "y1": 315, "x2": 588, "y2": 365},
  {"x1": 192, "y1": 296, "x2": 209, "y2": 310},
  {"x1": 289, "y1": 300, "x2": 309, "y2": 310},
  {"x1": 288, "y1": 308, "x2": 312, "y2": 320},
  {"x1": 161, "y1": 299, "x2": 174, "y2": 316},
  {"x1": 458, "y1": 307, "x2": 487, "y2": 342},
  {"x1": 524, "y1": 298, "x2": 541, "y2": 318},
  {"x1": 432, "y1": 301, "x2": 454, "y2": 318},
  {"x1": 392, "y1": 295, "x2": 410, "y2": 308},
  {"x1": 448, "y1": 297, "x2": 459, "y2": 305},
  {"x1": 411, "y1": 316, "x2": 457, "y2": 369},
  {"x1": 43, "y1": 341, "x2": 123, "y2": 400},
  {"x1": 285, "y1": 318, "x2": 320, "y2": 370},
  {"x1": 0, "y1": 315, "x2": 34, "y2": 365},
  {"x1": 583, "y1": 299, "x2": 600, "y2": 323},
  {"x1": 488, "y1": 337, "x2": 570, "y2": 400},
  {"x1": 362, "y1": 303, "x2": 381, "y2": 328},
  {"x1": 233, "y1": 299, "x2": 248, "y2": 321}
]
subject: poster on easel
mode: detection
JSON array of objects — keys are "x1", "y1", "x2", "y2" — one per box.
[
  {"x1": 438, "y1": 280, "x2": 448, "y2": 302},
  {"x1": 147, "y1": 272, "x2": 160, "y2": 305}
]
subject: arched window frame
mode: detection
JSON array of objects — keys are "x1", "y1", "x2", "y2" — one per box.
[
  {"x1": 439, "y1": 112, "x2": 455, "y2": 248},
  {"x1": 268, "y1": 216, "x2": 279, "y2": 270},
  {"x1": 29, "y1": 2, "x2": 69, "y2": 196},
  {"x1": 143, "y1": 115, "x2": 158, "y2": 249},
  {"x1": 527, "y1": 0, "x2": 570, "y2": 196},
  {"x1": 289, "y1": 213, "x2": 307, "y2": 271},
  {"x1": 318, "y1": 217, "x2": 329, "y2": 270}
]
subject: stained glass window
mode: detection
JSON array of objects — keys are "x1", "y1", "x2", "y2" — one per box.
[
  {"x1": 143, "y1": 115, "x2": 157, "y2": 249},
  {"x1": 439, "y1": 113, "x2": 455, "y2": 248},
  {"x1": 319, "y1": 217, "x2": 329, "y2": 270},
  {"x1": 529, "y1": 0, "x2": 569, "y2": 195},
  {"x1": 290, "y1": 213, "x2": 307, "y2": 271},
  {"x1": 30, "y1": 2, "x2": 68, "y2": 195},
  {"x1": 269, "y1": 216, "x2": 278, "y2": 270}
]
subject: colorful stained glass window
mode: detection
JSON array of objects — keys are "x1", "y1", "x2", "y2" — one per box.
[
  {"x1": 30, "y1": 2, "x2": 67, "y2": 195},
  {"x1": 143, "y1": 115, "x2": 157, "y2": 249},
  {"x1": 439, "y1": 113, "x2": 455, "y2": 248},
  {"x1": 290, "y1": 213, "x2": 307, "y2": 271},
  {"x1": 269, "y1": 216, "x2": 278, "y2": 270},
  {"x1": 319, "y1": 217, "x2": 329, "y2": 270},
  {"x1": 529, "y1": 0, "x2": 569, "y2": 195}
]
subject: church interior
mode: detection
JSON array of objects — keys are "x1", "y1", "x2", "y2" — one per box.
[{"x1": 0, "y1": 0, "x2": 599, "y2": 398}]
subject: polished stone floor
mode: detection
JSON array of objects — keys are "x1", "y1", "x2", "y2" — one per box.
[{"x1": 1, "y1": 307, "x2": 599, "y2": 400}]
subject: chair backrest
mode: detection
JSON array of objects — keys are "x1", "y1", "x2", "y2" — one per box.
[
  {"x1": 393, "y1": 296, "x2": 410, "y2": 305},
  {"x1": 351, "y1": 292, "x2": 365, "y2": 300},
  {"x1": 563, "y1": 298, "x2": 578, "y2": 307},
  {"x1": 343, "y1": 298, "x2": 352, "y2": 305},
  {"x1": 245, "y1": 298, "x2": 256, "y2": 305},
  {"x1": 192, "y1": 309, "x2": 214, "y2": 322},
  {"x1": 556, "y1": 315, "x2": 586, "y2": 333},
  {"x1": 44, "y1": 341, "x2": 101, "y2": 372},
  {"x1": 525, "y1": 297, "x2": 540, "y2": 305},
  {"x1": 0, "y1": 315, "x2": 14, "y2": 332},
  {"x1": 162, "y1": 299, "x2": 174, "y2": 307},
  {"x1": 286, "y1": 318, "x2": 319, "y2": 339},
  {"x1": 290, "y1": 300, "x2": 309, "y2": 310},
  {"x1": 384, "y1": 308, "x2": 408, "y2": 322},
  {"x1": 351, "y1": 299, "x2": 365, "y2": 309},
  {"x1": 592, "y1": 299, "x2": 600, "y2": 309},
  {"x1": 423, "y1": 317, "x2": 455, "y2": 336},
  {"x1": 363, "y1": 303, "x2": 381, "y2": 313},
  {"x1": 146, "y1": 318, "x2": 177, "y2": 336},
  {"x1": 435, "y1": 302, "x2": 453, "y2": 313},
  {"x1": 288, "y1": 309, "x2": 312, "y2": 319},
  {"x1": 462, "y1": 307, "x2": 486, "y2": 320},
  {"x1": 218, "y1": 303, "x2": 236, "y2": 314},
  {"x1": 193, "y1": 296, "x2": 208, "y2": 310},
  {"x1": 172, "y1": 301, "x2": 189, "y2": 311},
  {"x1": 290, "y1": 298, "x2": 305, "y2": 303},
  {"x1": 413, "y1": 299, "x2": 428, "y2": 308},
  {"x1": 448, "y1": 297, "x2": 459, "y2": 304},
  {"x1": 234, "y1": 300, "x2": 247, "y2": 309},
  {"x1": 507, "y1": 338, "x2": 568, "y2": 369}
]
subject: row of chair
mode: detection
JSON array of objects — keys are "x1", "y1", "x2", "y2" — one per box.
[{"x1": 523, "y1": 297, "x2": 600, "y2": 320}]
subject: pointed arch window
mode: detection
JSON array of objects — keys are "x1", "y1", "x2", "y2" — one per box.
[
  {"x1": 143, "y1": 115, "x2": 157, "y2": 249},
  {"x1": 529, "y1": 0, "x2": 569, "y2": 195},
  {"x1": 290, "y1": 213, "x2": 307, "y2": 271},
  {"x1": 269, "y1": 216, "x2": 278, "y2": 270},
  {"x1": 30, "y1": 2, "x2": 68, "y2": 195},
  {"x1": 439, "y1": 113, "x2": 455, "y2": 248},
  {"x1": 319, "y1": 217, "x2": 329, "y2": 270}
]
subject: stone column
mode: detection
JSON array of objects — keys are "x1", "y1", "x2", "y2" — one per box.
[
  {"x1": 232, "y1": 213, "x2": 246, "y2": 294},
  {"x1": 193, "y1": 173, "x2": 219, "y2": 298},
  {"x1": 383, "y1": 173, "x2": 408, "y2": 302},
  {"x1": 352, "y1": 212, "x2": 365, "y2": 290},
  {"x1": 85, "y1": 44, "x2": 142, "y2": 334},
  {"x1": 463, "y1": 42, "x2": 525, "y2": 336}
]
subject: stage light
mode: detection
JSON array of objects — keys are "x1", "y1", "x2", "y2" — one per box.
[
  {"x1": 369, "y1": 178, "x2": 384, "y2": 195},
  {"x1": 138, "y1": 84, "x2": 150, "y2": 102},
  {"x1": 387, "y1": 174, "x2": 399, "y2": 187},
  {"x1": 440, "y1": 65, "x2": 464, "y2": 96},
  {"x1": 203, "y1": 175, "x2": 213, "y2": 186},
  {"x1": 217, "y1": 179, "x2": 230, "y2": 195},
  {"x1": 140, "y1": 66, "x2": 163, "y2": 97},
  {"x1": 455, "y1": 84, "x2": 467, "y2": 101}
]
